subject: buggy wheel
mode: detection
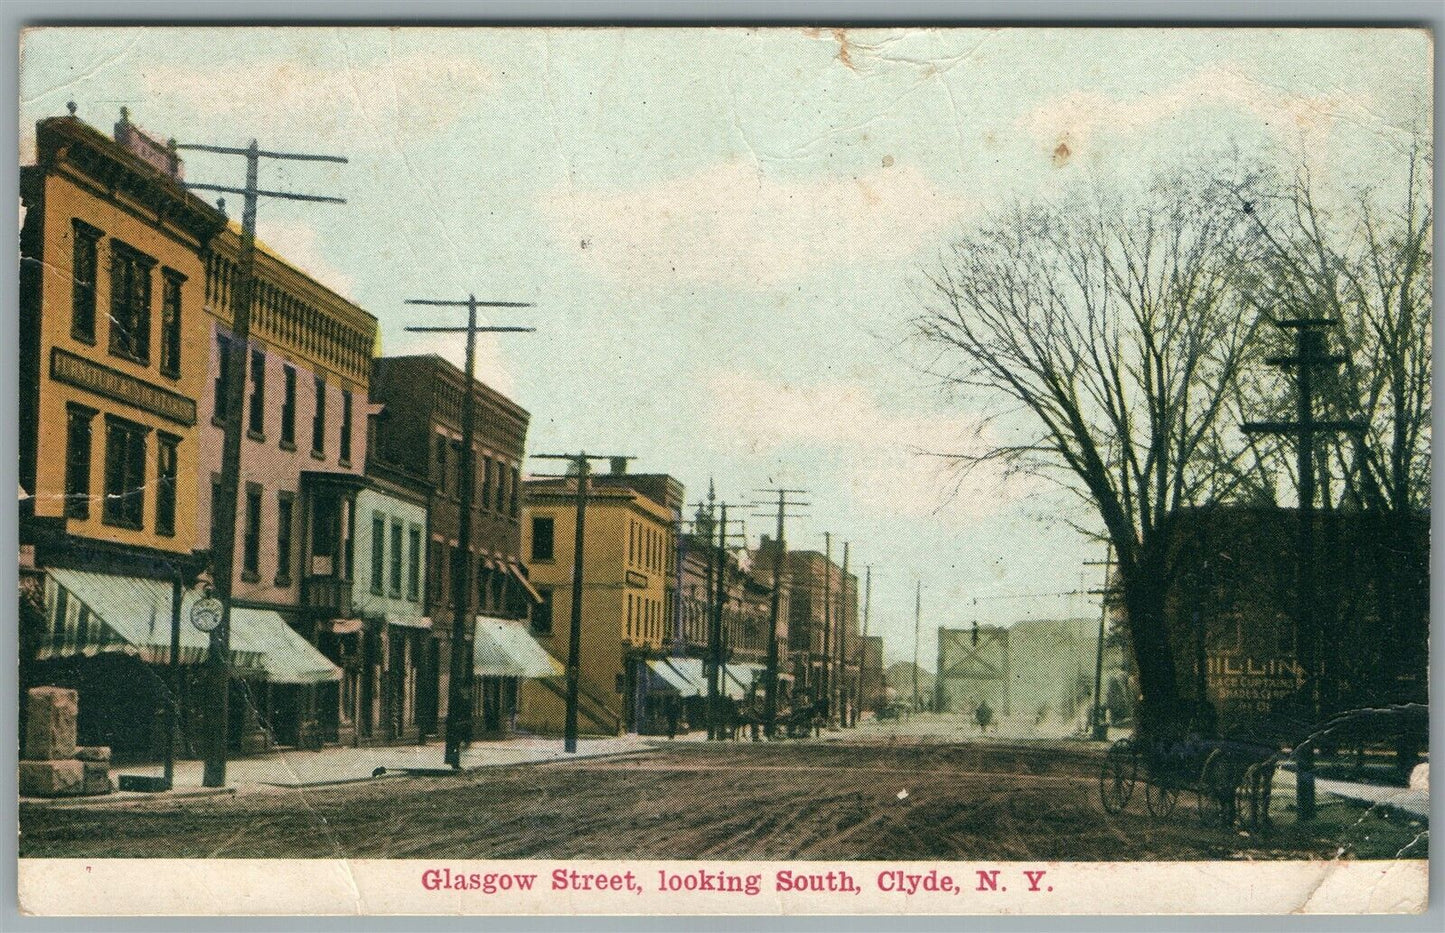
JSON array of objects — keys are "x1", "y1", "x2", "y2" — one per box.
[
  {"x1": 1197, "y1": 749, "x2": 1228, "y2": 826},
  {"x1": 1099, "y1": 739, "x2": 1137, "y2": 814},
  {"x1": 1145, "y1": 778, "x2": 1179, "y2": 818}
]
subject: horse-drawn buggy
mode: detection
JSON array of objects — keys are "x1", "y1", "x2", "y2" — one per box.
[
  {"x1": 1099, "y1": 731, "x2": 1279, "y2": 829},
  {"x1": 1098, "y1": 702, "x2": 1427, "y2": 831}
]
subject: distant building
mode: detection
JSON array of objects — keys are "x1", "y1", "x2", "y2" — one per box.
[
  {"x1": 368, "y1": 354, "x2": 540, "y2": 738},
  {"x1": 519, "y1": 463, "x2": 682, "y2": 735},
  {"x1": 885, "y1": 661, "x2": 933, "y2": 707},
  {"x1": 349, "y1": 460, "x2": 430, "y2": 744},
  {"x1": 664, "y1": 494, "x2": 777, "y2": 729},
  {"x1": 782, "y1": 547, "x2": 859, "y2": 716}
]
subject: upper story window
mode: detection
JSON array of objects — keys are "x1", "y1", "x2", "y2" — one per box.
[
  {"x1": 434, "y1": 434, "x2": 448, "y2": 496},
  {"x1": 311, "y1": 375, "x2": 326, "y2": 455},
  {"x1": 389, "y1": 519, "x2": 404, "y2": 597},
  {"x1": 531, "y1": 516, "x2": 555, "y2": 562},
  {"x1": 63, "y1": 403, "x2": 96, "y2": 520},
  {"x1": 280, "y1": 364, "x2": 297, "y2": 447},
  {"x1": 407, "y1": 526, "x2": 422, "y2": 603},
  {"x1": 247, "y1": 349, "x2": 266, "y2": 437},
  {"x1": 155, "y1": 432, "x2": 178, "y2": 537},
  {"x1": 159, "y1": 270, "x2": 184, "y2": 379},
  {"x1": 481, "y1": 457, "x2": 493, "y2": 511},
  {"x1": 107, "y1": 240, "x2": 155, "y2": 365},
  {"x1": 212, "y1": 334, "x2": 231, "y2": 422},
  {"x1": 70, "y1": 220, "x2": 102, "y2": 343},
  {"x1": 339, "y1": 390, "x2": 353, "y2": 465},
  {"x1": 101, "y1": 414, "x2": 148, "y2": 530},
  {"x1": 510, "y1": 466, "x2": 520, "y2": 518},
  {"x1": 532, "y1": 587, "x2": 554, "y2": 635},
  {"x1": 370, "y1": 512, "x2": 386, "y2": 596}
]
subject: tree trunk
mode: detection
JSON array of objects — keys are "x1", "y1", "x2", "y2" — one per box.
[{"x1": 1119, "y1": 561, "x2": 1183, "y2": 738}]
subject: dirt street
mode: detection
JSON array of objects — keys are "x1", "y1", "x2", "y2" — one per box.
[{"x1": 19, "y1": 739, "x2": 1424, "y2": 860}]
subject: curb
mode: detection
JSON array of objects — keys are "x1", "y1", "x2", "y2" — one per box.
[{"x1": 20, "y1": 786, "x2": 237, "y2": 810}]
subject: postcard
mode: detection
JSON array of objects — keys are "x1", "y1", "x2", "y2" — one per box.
[{"x1": 15, "y1": 25, "x2": 1431, "y2": 916}]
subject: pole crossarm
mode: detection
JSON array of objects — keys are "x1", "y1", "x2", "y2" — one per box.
[
  {"x1": 184, "y1": 182, "x2": 345, "y2": 204},
  {"x1": 405, "y1": 299, "x2": 535, "y2": 308},
  {"x1": 404, "y1": 326, "x2": 537, "y2": 333},
  {"x1": 176, "y1": 142, "x2": 348, "y2": 162}
]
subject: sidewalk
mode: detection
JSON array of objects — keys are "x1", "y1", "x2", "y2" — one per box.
[
  {"x1": 25, "y1": 733, "x2": 659, "y2": 805},
  {"x1": 1273, "y1": 767, "x2": 1430, "y2": 819}
]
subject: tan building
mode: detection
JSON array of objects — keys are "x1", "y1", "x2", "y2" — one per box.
[
  {"x1": 21, "y1": 109, "x2": 221, "y2": 567},
  {"x1": 519, "y1": 465, "x2": 682, "y2": 735}
]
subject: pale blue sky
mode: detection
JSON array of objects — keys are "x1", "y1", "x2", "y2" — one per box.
[{"x1": 20, "y1": 27, "x2": 1431, "y2": 666}]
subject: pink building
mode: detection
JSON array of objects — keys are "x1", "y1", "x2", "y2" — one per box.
[{"x1": 196, "y1": 227, "x2": 377, "y2": 751}]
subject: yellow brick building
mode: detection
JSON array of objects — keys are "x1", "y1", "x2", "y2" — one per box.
[
  {"x1": 21, "y1": 109, "x2": 224, "y2": 566},
  {"x1": 519, "y1": 469, "x2": 682, "y2": 735}
]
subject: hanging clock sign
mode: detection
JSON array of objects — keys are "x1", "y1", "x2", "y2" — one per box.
[{"x1": 190, "y1": 596, "x2": 224, "y2": 633}]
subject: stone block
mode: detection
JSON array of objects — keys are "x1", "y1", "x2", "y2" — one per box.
[
  {"x1": 19, "y1": 760, "x2": 85, "y2": 797},
  {"x1": 24, "y1": 687, "x2": 78, "y2": 761},
  {"x1": 81, "y1": 761, "x2": 113, "y2": 796},
  {"x1": 75, "y1": 746, "x2": 111, "y2": 763}
]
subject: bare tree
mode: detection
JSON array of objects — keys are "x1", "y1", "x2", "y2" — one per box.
[
  {"x1": 1238, "y1": 146, "x2": 1432, "y2": 710},
  {"x1": 912, "y1": 171, "x2": 1268, "y2": 732}
]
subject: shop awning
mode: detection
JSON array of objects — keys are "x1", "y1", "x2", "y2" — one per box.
[
  {"x1": 505, "y1": 560, "x2": 544, "y2": 604},
  {"x1": 472, "y1": 615, "x2": 563, "y2": 679},
  {"x1": 663, "y1": 657, "x2": 711, "y2": 696},
  {"x1": 384, "y1": 612, "x2": 432, "y2": 630},
  {"x1": 40, "y1": 568, "x2": 341, "y2": 684},
  {"x1": 723, "y1": 665, "x2": 761, "y2": 700},
  {"x1": 647, "y1": 659, "x2": 700, "y2": 696}
]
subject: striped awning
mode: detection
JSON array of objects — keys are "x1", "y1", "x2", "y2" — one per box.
[
  {"x1": 40, "y1": 568, "x2": 341, "y2": 685},
  {"x1": 472, "y1": 615, "x2": 563, "y2": 679}
]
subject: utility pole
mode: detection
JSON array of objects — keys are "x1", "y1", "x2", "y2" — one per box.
[
  {"x1": 1086, "y1": 548, "x2": 1115, "y2": 741},
  {"x1": 403, "y1": 296, "x2": 535, "y2": 767},
  {"x1": 861, "y1": 565, "x2": 872, "y2": 717},
  {"x1": 912, "y1": 580, "x2": 923, "y2": 710},
  {"x1": 711, "y1": 503, "x2": 729, "y2": 738},
  {"x1": 1244, "y1": 316, "x2": 1361, "y2": 822},
  {"x1": 821, "y1": 533, "x2": 832, "y2": 711},
  {"x1": 696, "y1": 492, "x2": 750, "y2": 740},
  {"x1": 836, "y1": 541, "x2": 850, "y2": 728},
  {"x1": 753, "y1": 488, "x2": 808, "y2": 738},
  {"x1": 178, "y1": 138, "x2": 347, "y2": 788},
  {"x1": 533, "y1": 452, "x2": 634, "y2": 752}
]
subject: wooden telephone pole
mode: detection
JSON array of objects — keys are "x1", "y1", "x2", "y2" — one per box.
[
  {"x1": 912, "y1": 580, "x2": 923, "y2": 710},
  {"x1": 836, "y1": 541, "x2": 850, "y2": 727},
  {"x1": 403, "y1": 296, "x2": 535, "y2": 768},
  {"x1": 753, "y1": 488, "x2": 808, "y2": 738},
  {"x1": 1244, "y1": 316, "x2": 1361, "y2": 821},
  {"x1": 178, "y1": 138, "x2": 347, "y2": 788},
  {"x1": 533, "y1": 452, "x2": 634, "y2": 752}
]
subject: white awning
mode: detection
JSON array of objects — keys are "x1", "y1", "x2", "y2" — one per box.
[
  {"x1": 648, "y1": 659, "x2": 700, "y2": 696},
  {"x1": 662, "y1": 657, "x2": 710, "y2": 696},
  {"x1": 384, "y1": 612, "x2": 432, "y2": 630},
  {"x1": 41, "y1": 568, "x2": 341, "y2": 685},
  {"x1": 472, "y1": 615, "x2": 562, "y2": 679},
  {"x1": 723, "y1": 665, "x2": 758, "y2": 700}
]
